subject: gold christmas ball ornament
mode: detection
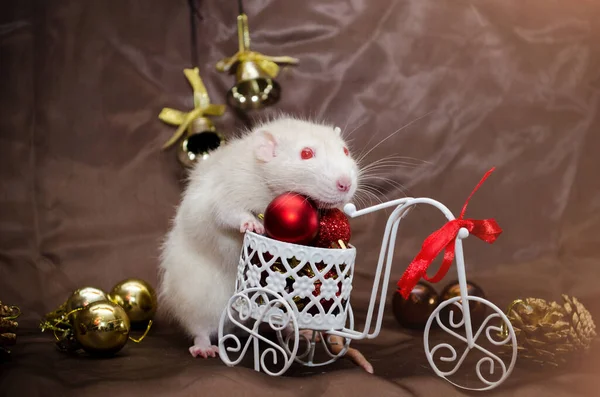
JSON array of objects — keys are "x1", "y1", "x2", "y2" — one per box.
[
  {"x1": 73, "y1": 301, "x2": 131, "y2": 356},
  {"x1": 502, "y1": 295, "x2": 597, "y2": 367},
  {"x1": 66, "y1": 287, "x2": 108, "y2": 313},
  {"x1": 108, "y1": 278, "x2": 157, "y2": 326},
  {"x1": 41, "y1": 282, "x2": 153, "y2": 356}
]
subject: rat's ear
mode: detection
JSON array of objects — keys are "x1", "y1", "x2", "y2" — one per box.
[
  {"x1": 334, "y1": 126, "x2": 341, "y2": 136},
  {"x1": 255, "y1": 130, "x2": 277, "y2": 162}
]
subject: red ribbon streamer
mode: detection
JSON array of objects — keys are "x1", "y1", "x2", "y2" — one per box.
[{"x1": 397, "y1": 167, "x2": 503, "y2": 299}]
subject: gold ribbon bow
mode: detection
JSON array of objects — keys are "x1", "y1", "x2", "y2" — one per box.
[
  {"x1": 215, "y1": 13, "x2": 298, "y2": 78},
  {"x1": 158, "y1": 68, "x2": 225, "y2": 150},
  {"x1": 216, "y1": 51, "x2": 299, "y2": 78}
]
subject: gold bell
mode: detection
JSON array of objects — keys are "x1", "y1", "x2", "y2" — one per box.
[
  {"x1": 158, "y1": 67, "x2": 226, "y2": 166},
  {"x1": 227, "y1": 60, "x2": 281, "y2": 110},
  {"x1": 177, "y1": 117, "x2": 225, "y2": 167},
  {"x1": 217, "y1": 12, "x2": 298, "y2": 111}
]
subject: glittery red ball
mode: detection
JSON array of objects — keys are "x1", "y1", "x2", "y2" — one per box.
[
  {"x1": 313, "y1": 208, "x2": 351, "y2": 248},
  {"x1": 264, "y1": 193, "x2": 319, "y2": 245}
]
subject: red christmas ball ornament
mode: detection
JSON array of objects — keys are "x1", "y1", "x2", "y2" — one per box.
[
  {"x1": 314, "y1": 208, "x2": 351, "y2": 248},
  {"x1": 264, "y1": 193, "x2": 319, "y2": 245},
  {"x1": 392, "y1": 282, "x2": 439, "y2": 330},
  {"x1": 439, "y1": 280, "x2": 487, "y2": 328}
]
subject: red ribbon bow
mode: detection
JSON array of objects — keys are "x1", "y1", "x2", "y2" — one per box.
[{"x1": 397, "y1": 167, "x2": 503, "y2": 299}]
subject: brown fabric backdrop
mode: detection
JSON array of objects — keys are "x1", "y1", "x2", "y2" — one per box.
[{"x1": 1, "y1": 0, "x2": 599, "y2": 396}]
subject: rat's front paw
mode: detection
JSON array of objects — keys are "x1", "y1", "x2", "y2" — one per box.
[{"x1": 240, "y1": 217, "x2": 265, "y2": 234}]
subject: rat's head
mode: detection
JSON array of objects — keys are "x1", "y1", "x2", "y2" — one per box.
[{"x1": 252, "y1": 117, "x2": 359, "y2": 208}]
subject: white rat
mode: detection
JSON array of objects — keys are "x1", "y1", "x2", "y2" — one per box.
[{"x1": 158, "y1": 116, "x2": 359, "y2": 358}]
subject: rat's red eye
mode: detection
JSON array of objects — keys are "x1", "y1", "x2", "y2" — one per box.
[
  {"x1": 343, "y1": 147, "x2": 349, "y2": 156},
  {"x1": 301, "y1": 147, "x2": 314, "y2": 160}
]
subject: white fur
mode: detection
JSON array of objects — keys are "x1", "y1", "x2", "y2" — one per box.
[{"x1": 157, "y1": 116, "x2": 359, "y2": 357}]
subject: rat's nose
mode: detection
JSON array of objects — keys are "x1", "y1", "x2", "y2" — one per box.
[{"x1": 336, "y1": 177, "x2": 352, "y2": 193}]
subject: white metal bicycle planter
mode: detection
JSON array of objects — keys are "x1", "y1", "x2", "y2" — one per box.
[{"x1": 218, "y1": 196, "x2": 518, "y2": 391}]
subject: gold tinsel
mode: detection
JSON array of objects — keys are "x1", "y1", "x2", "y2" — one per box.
[{"x1": 503, "y1": 294, "x2": 597, "y2": 367}]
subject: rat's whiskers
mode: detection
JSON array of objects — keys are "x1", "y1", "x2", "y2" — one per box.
[{"x1": 355, "y1": 111, "x2": 434, "y2": 165}]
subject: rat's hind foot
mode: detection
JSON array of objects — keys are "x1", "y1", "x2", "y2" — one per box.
[
  {"x1": 240, "y1": 216, "x2": 264, "y2": 234},
  {"x1": 189, "y1": 334, "x2": 219, "y2": 358},
  {"x1": 189, "y1": 344, "x2": 219, "y2": 358}
]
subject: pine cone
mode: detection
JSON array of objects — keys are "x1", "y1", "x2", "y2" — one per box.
[
  {"x1": 561, "y1": 295, "x2": 597, "y2": 351},
  {"x1": 0, "y1": 303, "x2": 16, "y2": 317},
  {"x1": 506, "y1": 295, "x2": 597, "y2": 367},
  {"x1": 0, "y1": 301, "x2": 20, "y2": 359}
]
